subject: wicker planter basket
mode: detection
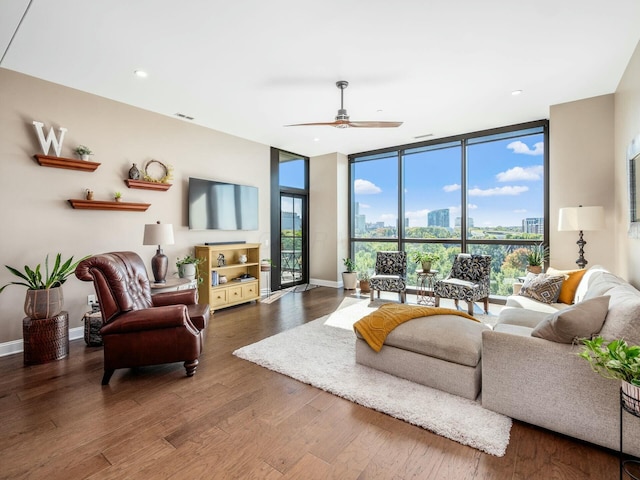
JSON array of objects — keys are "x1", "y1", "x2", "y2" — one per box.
[{"x1": 22, "y1": 311, "x2": 69, "y2": 365}]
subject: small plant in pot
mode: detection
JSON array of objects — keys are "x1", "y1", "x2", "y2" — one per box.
[
  {"x1": 342, "y1": 258, "x2": 358, "y2": 290},
  {"x1": 358, "y1": 270, "x2": 371, "y2": 293},
  {"x1": 0, "y1": 253, "x2": 88, "y2": 319},
  {"x1": 579, "y1": 336, "x2": 640, "y2": 414},
  {"x1": 175, "y1": 255, "x2": 204, "y2": 283},
  {"x1": 74, "y1": 145, "x2": 93, "y2": 161},
  {"x1": 410, "y1": 251, "x2": 440, "y2": 272},
  {"x1": 526, "y1": 243, "x2": 549, "y2": 274}
]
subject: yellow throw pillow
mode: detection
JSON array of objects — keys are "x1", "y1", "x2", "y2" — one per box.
[{"x1": 546, "y1": 267, "x2": 587, "y2": 304}]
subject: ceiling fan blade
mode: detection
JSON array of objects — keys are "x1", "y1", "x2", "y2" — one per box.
[
  {"x1": 284, "y1": 120, "x2": 351, "y2": 127},
  {"x1": 347, "y1": 121, "x2": 404, "y2": 128}
]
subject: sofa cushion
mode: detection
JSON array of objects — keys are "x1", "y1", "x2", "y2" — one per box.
[
  {"x1": 519, "y1": 273, "x2": 564, "y2": 304},
  {"x1": 574, "y1": 266, "x2": 612, "y2": 303},
  {"x1": 583, "y1": 271, "x2": 627, "y2": 301},
  {"x1": 493, "y1": 323, "x2": 534, "y2": 337},
  {"x1": 497, "y1": 307, "x2": 550, "y2": 328},
  {"x1": 599, "y1": 285, "x2": 640, "y2": 343},
  {"x1": 546, "y1": 267, "x2": 587, "y2": 304},
  {"x1": 505, "y1": 294, "x2": 566, "y2": 313},
  {"x1": 531, "y1": 296, "x2": 610, "y2": 343}
]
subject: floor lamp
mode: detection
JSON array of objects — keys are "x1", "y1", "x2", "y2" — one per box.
[
  {"x1": 143, "y1": 221, "x2": 175, "y2": 283},
  {"x1": 558, "y1": 205, "x2": 604, "y2": 269}
]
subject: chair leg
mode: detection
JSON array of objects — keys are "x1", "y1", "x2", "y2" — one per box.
[
  {"x1": 370, "y1": 290, "x2": 374, "y2": 302},
  {"x1": 102, "y1": 369, "x2": 115, "y2": 385},
  {"x1": 467, "y1": 301, "x2": 474, "y2": 316},
  {"x1": 435, "y1": 296, "x2": 440, "y2": 307},
  {"x1": 483, "y1": 297, "x2": 489, "y2": 315},
  {"x1": 184, "y1": 359, "x2": 199, "y2": 377},
  {"x1": 400, "y1": 291, "x2": 406, "y2": 304},
  {"x1": 454, "y1": 299, "x2": 459, "y2": 309}
]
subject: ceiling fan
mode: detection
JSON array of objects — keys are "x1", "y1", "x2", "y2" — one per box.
[{"x1": 285, "y1": 80, "x2": 403, "y2": 129}]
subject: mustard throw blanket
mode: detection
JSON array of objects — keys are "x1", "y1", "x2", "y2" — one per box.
[{"x1": 353, "y1": 303, "x2": 479, "y2": 352}]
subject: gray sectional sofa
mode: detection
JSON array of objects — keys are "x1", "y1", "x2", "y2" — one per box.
[{"x1": 482, "y1": 266, "x2": 640, "y2": 456}]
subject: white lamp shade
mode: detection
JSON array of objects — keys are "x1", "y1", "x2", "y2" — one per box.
[
  {"x1": 143, "y1": 222, "x2": 175, "y2": 246},
  {"x1": 558, "y1": 206, "x2": 604, "y2": 231}
]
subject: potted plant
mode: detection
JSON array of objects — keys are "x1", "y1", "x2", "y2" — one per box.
[
  {"x1": 0, "y1": 253, "x2": 88, "y2": 319},
  {"x1": 526, "y1": 243, "x2": 549, "y2": 274},
  {"x1": 114, "y1": 191, "x2": 122, "y2": 202},
  {"x1": 342, "y1": 258, "x2": 358, "y2": 290},
  {"x1": 579, "y1": 337, "x2": 640, "y2": 414},
  {"x1": 411, "y1": 251, "x2": 440, "y2": 272},
  {"x1": 261, "y1": 258, "x2": 273, "y2": 272},
  {"x1": 358, "y1": 270, "x2": 371, "y2": 293},
  {"x1": 74, "y1": 145, "x2": 93, "y2": 161},
  {"x1": 175, "y1": 255, "x2": 204, "y2": 283}
]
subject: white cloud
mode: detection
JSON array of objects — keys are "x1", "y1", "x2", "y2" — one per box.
[
  {"x1": 443, "y1": 183, "x2": 461, "y2": 192},
  {"x1": 358, "y1": 203, "x2": 371, "y2": 209},
  {"x1": 513, "y1": 208, "x2": 527, "y2": 213},
  {"x1": 405, "y1": 209, "x2": 430, "y2": 219},
  {"x1": 468, "y1": 203, "x2": 478, "y2": 210},
  {"x1": 379, "y1": 213, "x2": 397, "y2": 224},
  {"x1": 354, "y1": 179, "x2": 381, "y2": 194},
  {"x1": 469, "y1": 186, "x2": 529, "y2": 197},
  {"x1": 496, "y1": 165, "x2": 543, "y2": 182},
  {"x1": 507, "y1": 141, "x2": 544, "y2": 156}
]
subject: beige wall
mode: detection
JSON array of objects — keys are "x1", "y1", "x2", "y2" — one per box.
[
  {"x1": 548, "y1": 94, "x2": 615, "y2": 271},
  {"x1": 309, "y1": 152, "x2": 348, "y2": 287},
  {"x1": 615, "y1": 40, "x2": 640, "y2": 284},
  {"x1": 0, "y1": 69, "x2": 271, "y2": 344}
]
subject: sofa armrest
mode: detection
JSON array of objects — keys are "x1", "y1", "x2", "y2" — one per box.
[
  {"x1": 482, "y1": 330, "x2": 640, "y2": 455},
  {"x1": 101, "y1": 305, "x2": 198, "y2": 335}
]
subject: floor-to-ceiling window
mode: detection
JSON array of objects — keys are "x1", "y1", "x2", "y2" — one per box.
[
  {"x1": 270, "y1": 148, "x2": 309, "y2": 290},
  {"x1": 349, "y1": 120, "x2": 548, "y2": 297}
]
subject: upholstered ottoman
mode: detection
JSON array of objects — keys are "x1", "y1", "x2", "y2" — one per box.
[{"x1": 355, "y1": 314, "x2": 490, "y2": 400}]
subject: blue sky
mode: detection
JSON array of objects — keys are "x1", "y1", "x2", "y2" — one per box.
[{"x1": 354, "y1": 133, "x2": 544, "y2": 228}]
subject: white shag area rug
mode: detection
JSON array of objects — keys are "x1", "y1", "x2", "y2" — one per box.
[{"x1": 233, "y1": 301, "x2": 511, "y2": 456}]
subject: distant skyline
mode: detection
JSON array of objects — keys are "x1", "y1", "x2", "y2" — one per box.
[{"x1": 353, "y1": 133, "x2": 544, "y2": 229}]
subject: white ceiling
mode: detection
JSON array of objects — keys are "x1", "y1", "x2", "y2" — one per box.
[{"x1": 2, "y1": 0, "x2": 639, "y2": 157}]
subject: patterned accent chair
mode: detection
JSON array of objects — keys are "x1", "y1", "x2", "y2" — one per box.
[
  {"x1": 369, "y1": 251, "x2": 407, "y2": 303},
  {"x1": 75, "y1": 252, "x2": 209, "y2": 385},
  {"x1": 434, "y1": 254, "x2": 492, "y2": 315}
]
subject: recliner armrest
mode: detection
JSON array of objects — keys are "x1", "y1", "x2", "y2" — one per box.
[
  {"x1": 101, "y1": 305, "x2": 198, "y2": 335},
  {"x1": 152, "y1": 288, "x2": 198, "y2": 307}
]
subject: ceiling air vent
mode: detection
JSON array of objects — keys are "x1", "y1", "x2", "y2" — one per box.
[{"x1": 174, "y1": 113, "x2": 194, "y2": 121}]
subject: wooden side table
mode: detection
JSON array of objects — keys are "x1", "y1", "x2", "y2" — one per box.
[
  {"x1": 620, "y1": 388, "x2": 640, "y2": 479},
  {"x1": 149, "y1": 277, "x2": 196, "y2": 294},
  {"x1": 23, "y1": 311, "x2": 69, "y2": 365}
]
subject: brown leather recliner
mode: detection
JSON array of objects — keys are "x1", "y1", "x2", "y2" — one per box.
[{"x1": 75, "y1": 251, "x2": 210, "y2": 385}]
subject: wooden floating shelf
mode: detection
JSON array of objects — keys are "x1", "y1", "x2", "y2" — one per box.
[
  {"x1": 34, "y1": 154, "x2": 101, "y2": 172},
  {"x1": 124, "y1": 179, "x2": 172, "y2": 191},
  {"x1": 68, "y1": 199, "x2": 151, "y2": 212}
]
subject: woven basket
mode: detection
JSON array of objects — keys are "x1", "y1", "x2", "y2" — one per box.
[
  {"x1": 23, "y1": 311, "x2": 69, "y2": 365},
  {"x1": 83, "y1": 311, "x2": 103, "y2": 346}
]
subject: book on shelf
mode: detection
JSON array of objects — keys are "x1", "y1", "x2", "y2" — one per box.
[
  {"x1": 211, "y1": 271, "x2": 219, "y2": 286},
  {"x1": 233, "y1": 276, "x2": 256, "y2": 282}
]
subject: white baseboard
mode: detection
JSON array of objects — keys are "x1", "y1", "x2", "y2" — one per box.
[
  {"x1": 309, "y1": 278, "x2": 341, "y2": 289},
  {"x1": 0, "y1": 326, "x2": 84, "y2": 358}
]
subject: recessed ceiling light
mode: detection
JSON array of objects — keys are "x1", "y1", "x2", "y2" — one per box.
[
  {"x1": 511, "y1": 90, "x2": 523, "y2": 96},
  {"x1": 313, "y1": 138, "x2": 320, "y2": 142},
  {"x1": 134, "y1": 70, "x2": 148, "y2": 78}
]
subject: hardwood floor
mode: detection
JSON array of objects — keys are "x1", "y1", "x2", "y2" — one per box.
[{"x1": 0, "y1": 287, "x2": 619, "y2": 479}]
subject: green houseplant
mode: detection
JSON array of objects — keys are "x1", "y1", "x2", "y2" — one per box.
[
  {"x1": 74, "y1": 145, "x2": 93, "y2": 160},
  {"x1": 0, "y1": 253, "x2": 88, "y2": 319},
  {"x1": 342, "y1": 258, "x2": 358, "y2": 290},
  {"x1": 579, "y1": 336, "x2": 640, "y2": 413},
  {"x1": 410, "y1": 251, "x2": 440, "y2": 272},
  {"x1": 358, "y1": 270, "x2": 371, "y2": 293},
  {"x1": 526, "y1": 243, "x2": 549, "y2": 273},
  {"x1": 176, "y1": 254, "x2": 204, "y2": 283}
]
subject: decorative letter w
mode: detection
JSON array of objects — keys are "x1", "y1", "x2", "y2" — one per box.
[{"x1": 32, "y1": 121, "x2": 67, "y2": 157}]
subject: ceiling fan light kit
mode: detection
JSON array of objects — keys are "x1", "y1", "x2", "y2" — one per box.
[{"x1": 286, "y1": 80, "x2": 403, "y2": 129}]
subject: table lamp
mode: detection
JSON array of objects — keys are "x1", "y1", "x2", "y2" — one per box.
[
  {"x1": 558, "y1": 205, "x2": 604, "y2": 269},
  {"x1": 143, "y1": 221, "x2": 175, "y2": 283}
]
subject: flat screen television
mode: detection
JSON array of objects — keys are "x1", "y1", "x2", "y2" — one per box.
[{"x1": 188, "y1": 177, "x2": 259, "y2": 230}]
